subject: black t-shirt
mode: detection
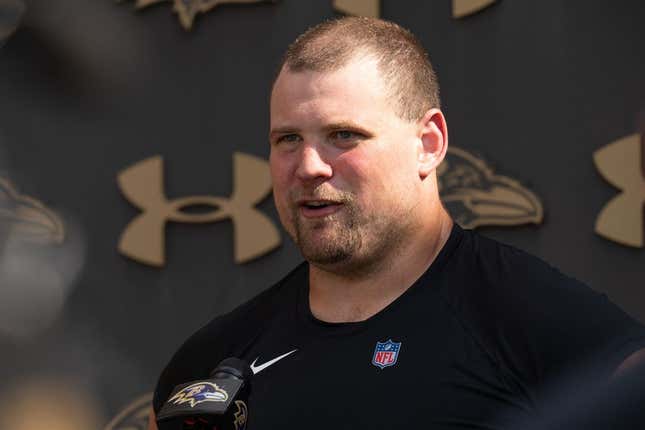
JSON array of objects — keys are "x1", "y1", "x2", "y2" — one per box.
[{"x1": 153, "y1": 225, "x2": 645, "y2": 429}]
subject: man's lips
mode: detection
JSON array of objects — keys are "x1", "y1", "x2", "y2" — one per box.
[{"x1": 297, "y1": 200, "x2": 343, "y2": 218}]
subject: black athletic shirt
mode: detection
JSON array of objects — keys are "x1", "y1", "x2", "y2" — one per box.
[{"x1": 153, "y1": 224, "x2": 645, "y2": 429}]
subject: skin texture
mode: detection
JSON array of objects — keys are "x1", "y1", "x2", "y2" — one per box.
[
  {"x1": 148, "y1": 409, "x2": 157, "y2": 430},
  {"x1": 269, "y1": 54, "x2": 453, "y2": 323}
]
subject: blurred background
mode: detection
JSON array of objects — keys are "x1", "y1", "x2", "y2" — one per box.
[{"x1": 0, "y1": 0, "x2": 643, "y2": 428}]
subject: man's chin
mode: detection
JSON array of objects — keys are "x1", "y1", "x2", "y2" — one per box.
[
  {"x1": 296, "y1": 234, "x2": 353, "y2": 266},
  {"x1": 294, "y1": 222, "x2": 338, "y2": 242},
  {"x1": 301, "y1": 247, "x2": 352, "y2": 267}
]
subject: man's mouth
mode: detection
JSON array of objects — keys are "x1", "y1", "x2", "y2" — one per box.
[{"x1": 298, "y1": 200, "x2": 343, "y2": 218}]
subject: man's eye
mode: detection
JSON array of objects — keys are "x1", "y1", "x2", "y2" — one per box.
[
  {"x1": 332, "y1": 130, "x2": 357, "y2": 140},
  {"x1": 329, "y1": 130, "x2": 365, "y2": 148},
  {"x1": 276, "y1": 134, "x2": 301, "y2": 144}
]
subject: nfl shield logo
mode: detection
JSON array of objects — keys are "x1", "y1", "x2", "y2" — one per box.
[{"x1": 372, "y1": 339, "x2": 402, "y2": 369}]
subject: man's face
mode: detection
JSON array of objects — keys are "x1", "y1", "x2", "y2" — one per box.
[{"x1": 269, "y1": 56, "x2": 424, "y2": 273}]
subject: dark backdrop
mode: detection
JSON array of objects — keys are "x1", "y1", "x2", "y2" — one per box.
[{"x1": 0, "y1": 0, "x2": 643, "y2": 427}]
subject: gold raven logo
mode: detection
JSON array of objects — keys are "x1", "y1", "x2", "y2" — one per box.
[
  {"x1": 167, "y1": 382, "x2": 228, "y2": 407},
  {"x1": 120, "y1": 0, "x2": 497, "y2": 31},
  {"x1": 117, "y1": 152, "x2": 281, "y2": 267},
  {"x1": 119, "y1": 0, "x2": 276, "y2": 31},
  {"x1": 593, "y1": 132, "x2": 645, "y2": 248},
  {"x1": 104, "y1": 394, "x2": 152, "y2": 430},
  {"x1": 0, "y1": 177, "x2": 65, "y2": 245},
  {"x1": 438, "y1": 147, "x2": 543, "y2": 229}
]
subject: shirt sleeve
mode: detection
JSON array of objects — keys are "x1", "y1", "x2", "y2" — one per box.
[
  {"x1": 498, "y1": 249, "x2": 645, "y2": 384},
  {"x1": 152, "y1": 316, "x2": 228, "y2": 414},
  {"x1": 446, "y1": 232, "x2": 645, "y2": 403}
]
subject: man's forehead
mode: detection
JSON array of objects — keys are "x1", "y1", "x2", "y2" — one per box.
[
  {"x1": 274, "y1": 47, "x2": 377, "y2": 83},
  {"x1": 271, "y1": 57, "x2": 390, "y2": 114},
  {"x1": 274, "y1": 55, "x2": 385, "y2": 93}
]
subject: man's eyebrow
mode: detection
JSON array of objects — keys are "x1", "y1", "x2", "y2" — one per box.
[
  {"x1": 269, "y1": 127, "x2": 299, "y2": 139},
  {"x1": 268, "y1": 122, "x2": 373, "y2": 139},
  {"x1": 324, "y1": 122, "x2": 373, "y2": 135}
]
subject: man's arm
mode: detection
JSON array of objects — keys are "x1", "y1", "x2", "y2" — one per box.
[{"x1": 147, "y1": 408, "x2": 158, "y2": 430}]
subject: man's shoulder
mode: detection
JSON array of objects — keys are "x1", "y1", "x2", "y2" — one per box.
[
  {"x1": 219, "y1": 262, "x2": 307, "y2": 328},
  {"x1": 447, "y1": 227, "x2": 610, "y2": 326},
  {"x1": 442, "y1": 227, "x2": 645, "y2": 388},
  {"x1": 152, "y1": 262, "x2": 307, "y2": 412},
  {"x1": 448, "y1": 226, "x2": 573, "y2": 291},
  {"x1": 175, "y1": 261, "x2": 306, "y2": 354}
]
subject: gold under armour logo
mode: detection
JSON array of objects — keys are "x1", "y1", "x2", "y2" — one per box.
[
  {"x1": 452, "y1": 0, "x2": 497, "y2": 18},
  {"x1": 117, "y1": 152, "x2": 281, "y2": 266},
  {"x1": 594, "y1": 132, "x2": 645, "y2": 248}
]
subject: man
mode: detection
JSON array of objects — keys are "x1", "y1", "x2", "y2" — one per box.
[{"x1": 149, "y1": 17, "x2": 645, "y2": 429}]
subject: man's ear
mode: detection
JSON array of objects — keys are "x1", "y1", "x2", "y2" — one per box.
[{"x1": 417, "y1": 109, "x2": 448, "y2": 179}]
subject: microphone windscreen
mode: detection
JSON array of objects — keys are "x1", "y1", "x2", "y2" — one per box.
[{"x1": 211, "y1": 357, "x2": 253, "y2": 381}]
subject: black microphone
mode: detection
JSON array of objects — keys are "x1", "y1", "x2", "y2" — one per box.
[{"x1": 157, "y1": 357, "x2": 252, "y2": 430}]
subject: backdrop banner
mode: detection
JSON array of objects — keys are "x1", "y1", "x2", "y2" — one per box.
[{"x1": 0, "y1": 1, "x2": 643, "y2": 428}]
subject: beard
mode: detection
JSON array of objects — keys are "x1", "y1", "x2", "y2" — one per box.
[
  {"x1": 293, "y1": 200, "x2": 360, "y2": 266},
  {"x1": 285, "y1": 186, "x2": 411, "y2": 275}
]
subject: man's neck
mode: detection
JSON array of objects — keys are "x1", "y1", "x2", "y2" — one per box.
[{"x1": 308, "y1": 209, "x2": 453, "y2": 323}]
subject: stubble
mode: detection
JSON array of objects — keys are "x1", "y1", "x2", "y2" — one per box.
[{"x1": 288, "y1": 186, "x2": 412, "y2": 277}]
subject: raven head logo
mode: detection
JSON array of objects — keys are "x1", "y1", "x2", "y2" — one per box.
[
  {"x1": 120, "y1": 0, "x2": 276, "y2": 31},
  {"x1": 0, "y1": 177, "x2": 64, "y2": 245},
  {"x1": 120, "y1": 0, "x2": 497, "y2": 31},
  {"x1": 438, "y1": 147, "x2": 543, "y2": 229},
  {"x1": 168, "y1": 382, "x2": 228, "y2": 408}
]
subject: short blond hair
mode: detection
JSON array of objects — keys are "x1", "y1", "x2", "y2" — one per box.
[{"x1": 275, "y1": 16, "x2": 441, "y2": 122}]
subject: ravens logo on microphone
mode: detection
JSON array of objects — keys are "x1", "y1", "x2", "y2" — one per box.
[{"x1": 167, "y1": 382, "x2": 228, "y2": 408}]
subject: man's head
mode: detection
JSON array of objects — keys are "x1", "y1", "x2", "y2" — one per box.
[
  {"x1": 274, "y1": 16, "x2": 440, "y2": 122},
  {"x1": 269, "y1": 17, "x2": 448, "y2": 276}
]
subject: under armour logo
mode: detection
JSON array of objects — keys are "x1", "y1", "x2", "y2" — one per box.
[
  {"x1": 594, "y1": 131, "x2": 645, "y2": 248},
  {"x1": 452, "y1": 0, "x2": 497, "y2": 18},
  {"x1": 117, "y1": 152, "x2": 281, "y2": 266}
]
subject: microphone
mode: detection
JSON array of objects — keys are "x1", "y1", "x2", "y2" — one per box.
[{"x1": 157, "y1": 357, "x2": 252, "y2": 430}]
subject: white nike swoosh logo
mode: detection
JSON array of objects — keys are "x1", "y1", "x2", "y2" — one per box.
[{"x1": 250, "y1": 349, "x2": 298, "y2": 375}]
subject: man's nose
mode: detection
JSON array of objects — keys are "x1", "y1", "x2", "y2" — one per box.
[{"x1": 295, "y1": 144, "x2": 333, "y2": 181}]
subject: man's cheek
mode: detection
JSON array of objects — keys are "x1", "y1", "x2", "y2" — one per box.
[
  {"x1": 274, "y1": 194, "x2": 288, "y2": 218},
  {"x1": 274, "y1": 196, "x2": 295, "y2": 232}
]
